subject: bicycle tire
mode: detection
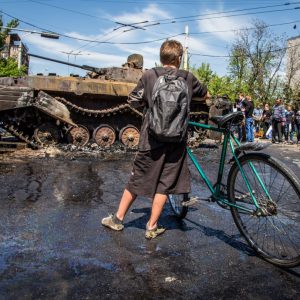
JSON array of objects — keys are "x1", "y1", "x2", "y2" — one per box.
[
  {"x1": 227, "y1": 153, "x2": 300, "y2": 268},
  {"x1": 168, "y1": 193, "x2": 189, "y2": 219}
]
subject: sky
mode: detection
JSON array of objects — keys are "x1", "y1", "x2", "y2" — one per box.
[{"x1": 1, "y1": 0, "x2": 300, "y2": 76}]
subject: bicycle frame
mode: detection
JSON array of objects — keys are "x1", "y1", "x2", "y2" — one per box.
[{"x1": 188, "y1": 121, "x2": 271, "y2": 213}]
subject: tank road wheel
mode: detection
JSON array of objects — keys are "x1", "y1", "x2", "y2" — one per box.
[
  {"x1": 93, "y1": 125, "x2": 116, "y2": 148},
  {"x1": 119, "y1": 125, "x2": 140, "y2": 148},
  {"x1": 67, "y1": 125, "x2": 90, "y2": 147},
  {"x1": 34, "y1": 123, "x2": 61, "y2": 146}
]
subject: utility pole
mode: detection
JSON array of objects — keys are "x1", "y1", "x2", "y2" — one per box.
[
  {"x1": 61, "y1": 51, "x2": 84, "y2": 75},
  {"x1": 17, "y1": 43, "x2": 22, "y2": 69},
  {"x1": 183, "y1": 25, "x2": 189, "y2": 71}
]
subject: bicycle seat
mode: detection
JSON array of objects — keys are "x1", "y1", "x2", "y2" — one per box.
[{"x1": 210, "y1": 112, "x2": 244, "y2": 128}]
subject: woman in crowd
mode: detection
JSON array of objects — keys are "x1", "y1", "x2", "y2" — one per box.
[
  {"x1": 295, "y1": 103, "x2": 300, "y2": 144},
  {"x1": 284, "y1": 105, "x2": 295, "y2": 144},
  {"x1": 261, "y1": 103, "x2": 272, "y2": 139}
]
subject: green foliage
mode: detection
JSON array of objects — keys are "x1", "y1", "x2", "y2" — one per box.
[
  {"x1": 191, "y1": 63, "x2": 236, "y2": 101},
  {"x1": 0, "y1": 16, "x2": 24, "y2": 77},
  {"x1": 192, "y1": 63, "x2": 214, "y2": 85},
  {"x1": 0, "y1": 57, "x2": 26, "y2": 77}
]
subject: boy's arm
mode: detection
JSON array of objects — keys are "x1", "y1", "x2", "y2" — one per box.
[
  {"x1": 281, "y1": 106, "x2": 286, "y2": 122},
  {"x1": 127, "y1": 76, "x2": 146, "y2": 108},
  {"x1": 191, "y1": 73, "x2": 208, "y2": 99}
]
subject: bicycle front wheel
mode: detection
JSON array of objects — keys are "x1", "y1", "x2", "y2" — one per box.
[
  {"x1": 168, "y1": 193, "x2": 189, "y2": 219},
  {"x1": 228, "y1": 153, "x2": 300, "y2": 268}
]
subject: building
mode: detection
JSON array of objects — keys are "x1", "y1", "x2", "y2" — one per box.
[
  {"x1": 286, "y1": 35, "x2": 300, "y2": 95},
  {"x1": 0, "y1": 34, "x2": 29, "y2": 73}
]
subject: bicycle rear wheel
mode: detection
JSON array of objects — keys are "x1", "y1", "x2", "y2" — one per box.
[
  {"x1": 228, "y1": 153, "x2": 300, "y2": 268},
  {"x1": 168, "y1": 193, "x2": 189, "y2": 219}
]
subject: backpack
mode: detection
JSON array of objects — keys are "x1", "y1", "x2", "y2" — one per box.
[{"x1": 148, "y1": 69, "x2": 189, "y2": 143}]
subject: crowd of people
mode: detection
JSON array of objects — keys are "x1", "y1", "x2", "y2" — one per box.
[{"x1": 233, "y1": 93, "x2": 300, "y2": 144}]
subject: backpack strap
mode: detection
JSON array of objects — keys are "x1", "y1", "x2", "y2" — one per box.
[
  {"x1": 152, "y1": 67, "x2": 163, "y2": 79},
  {"x1": 177, "y1": 69, "x2": 190, "y2": 81}
]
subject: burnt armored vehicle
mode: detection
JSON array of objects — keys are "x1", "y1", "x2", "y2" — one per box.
[{"x1": 0, "y1": 53, "x2": 224, "y2": 149}]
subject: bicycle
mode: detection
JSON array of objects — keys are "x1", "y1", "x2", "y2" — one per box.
[{"x1": 168, "y1": 111, "x2": 300, "y2": 268}]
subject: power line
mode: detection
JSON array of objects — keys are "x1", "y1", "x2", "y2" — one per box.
[
  {"x1": 28, "y1": 0, "x2": 114, "y2": 23},
  {"x1": 16, "y1": 0, "x2": 300, "y2": 30},
  {"x1": 0, "y1": 10, "x2": 122, "y2": 44},
  {"x1": 190, "y1": 42, "x2": 300, "y2": 58},
  {"x1": 3, "y1": 17, "x2": 300, "y2": 47},
  {"x1": 134, "y1": 6, "x2": 300, "y2": 30},
  {"x1": 150, "y1": 1, "x2": 300, "y2": 22},
  {"x1": 0, "y1": 10, "x2": 58, "y2": 34},
  {"x1": 189, "y1": 19, "x2": 300, "y2": 35},
  {"x1": 27, "y1": 0, "x2": 152, "y2": 31}
]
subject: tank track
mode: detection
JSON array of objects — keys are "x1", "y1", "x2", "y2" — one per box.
[
  {"x1": 0, "y1": 98, "x2": 209, "y2": 150},
  {"x1": 56, "y1": 96, "x2": 209, "y2": 120},
  {"x1": 56, "y1": 97, "x2": 143, "y2": 118},
  {"x1": 3, "y1": 123, "x2": 40, "y2": 149},
  {"x1": 57, "y1": 96, "x2": 209, "y2": 147}
]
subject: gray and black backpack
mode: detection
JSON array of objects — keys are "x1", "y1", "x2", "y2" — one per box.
[{"x1": 148, "y1": 68, "x2": 189, "y2": 143}]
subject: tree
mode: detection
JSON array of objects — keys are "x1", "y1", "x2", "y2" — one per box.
[
  {"x1": 0, "y1": 57, "x2": 27, "y2": 77},
  {"x1": 228, "y1": 19, "x2": 286, "y2": 103},
  {"x1": 228, "y1": 46, "x2": 249, "y2": 95},
  {"x1": 192, "y1": 63, "x2": 236, "y2": 100},
  {"x1": 0, "y1": 16, "x2": 19, "y2": 49},
  {"x1": 0, "y1": 16, "x2": 26, "y2": 76},
  {"x1": 192, "y1": 62, "x2": 214, "y2": 86}
]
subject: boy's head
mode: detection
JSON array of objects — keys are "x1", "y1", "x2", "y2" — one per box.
[{"x1": 160, "y1": 40, "x2": 183, "y2": 68}]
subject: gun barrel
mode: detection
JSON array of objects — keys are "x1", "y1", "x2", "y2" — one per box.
[{"x1": 28, "y1": 53, "x2": 98, "y2": 73}]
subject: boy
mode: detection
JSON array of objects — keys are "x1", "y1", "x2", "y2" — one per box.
[{"x1": 101, "y1": 40, "x2": 208, "y2": 239}]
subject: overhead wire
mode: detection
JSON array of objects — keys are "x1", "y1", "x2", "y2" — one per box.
[
  {"x1": 148, "y1": 1, "x2": 300, "y2": 22},
  {"x1": 2, "y1": 11, "x2": 300, "y2": 46},
  {"x1": 2, "y1": 2, "x2": 300, "y2": 56},
  {"x1": 189, "y1": 19, "x2": 300, "y2": 35},
  {"x1": 12, "y1": 0, "x2": 300, "y2": 31},
  {"x1": 128, "y1": 6, "x2": 300, "y2": 31},
  {"x1": 189, "y1": 42, "x2": 300, "y2": 58}
]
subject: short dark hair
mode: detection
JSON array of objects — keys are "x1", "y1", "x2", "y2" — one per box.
[{"x1": 160, "y1": 40, "x2": 183, "y2": 66}]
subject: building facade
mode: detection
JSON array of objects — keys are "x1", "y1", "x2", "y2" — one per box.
[
  {"x1": 1, "y1": 34, "x2": 29, "y2": 73},
  {"x1": 286, "y1": 35, "x2": 300, "y2": 95}
]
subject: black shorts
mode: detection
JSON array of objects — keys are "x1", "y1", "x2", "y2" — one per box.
[{"x1": 126, "y1": 143, "x2": 190, "y2": 198}]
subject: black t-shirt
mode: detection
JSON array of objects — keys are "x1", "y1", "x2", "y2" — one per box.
[
  {"x1": 262, "y1": 109, "x2": 272, "y2": 122},
  {"x1": 128, "y1": 67, "x2": 207, "y2": 151},
  {"x1": 244, "y1": 100, "x2": 254, "y2": 118},
  {"x1": 295, "y1": 111, "x2": 300, "y2": 125}
]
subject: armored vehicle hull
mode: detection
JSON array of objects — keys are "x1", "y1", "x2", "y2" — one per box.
[{"x1": 0, "y1": 54, "x2": 226, "y2": 149}]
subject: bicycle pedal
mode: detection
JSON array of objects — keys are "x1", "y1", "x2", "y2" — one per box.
[{"x1": 182, "y1": 197, "x2": 198, "y2": 207}]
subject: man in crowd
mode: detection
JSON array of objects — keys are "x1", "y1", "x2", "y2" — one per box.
[
  {"x1": 244, "y1": 95, "x2": 254, "y2": 142},
  {"x1": 294, "y1": 103, "x2": 300, "y2": 144},
  {"x1": 235, "y1": 93, "x2": 245, "y2": 141},
  {"x1": 253, "y1": 103, "x2": 263, "y2": 135},
  {"x1": 272, "y1": 98, "x2": 285, "y2": 143}
]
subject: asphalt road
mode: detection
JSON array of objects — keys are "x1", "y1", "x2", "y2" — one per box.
[{"x1": 0, "y1": 143, "x2": 299, "y2": 299}]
